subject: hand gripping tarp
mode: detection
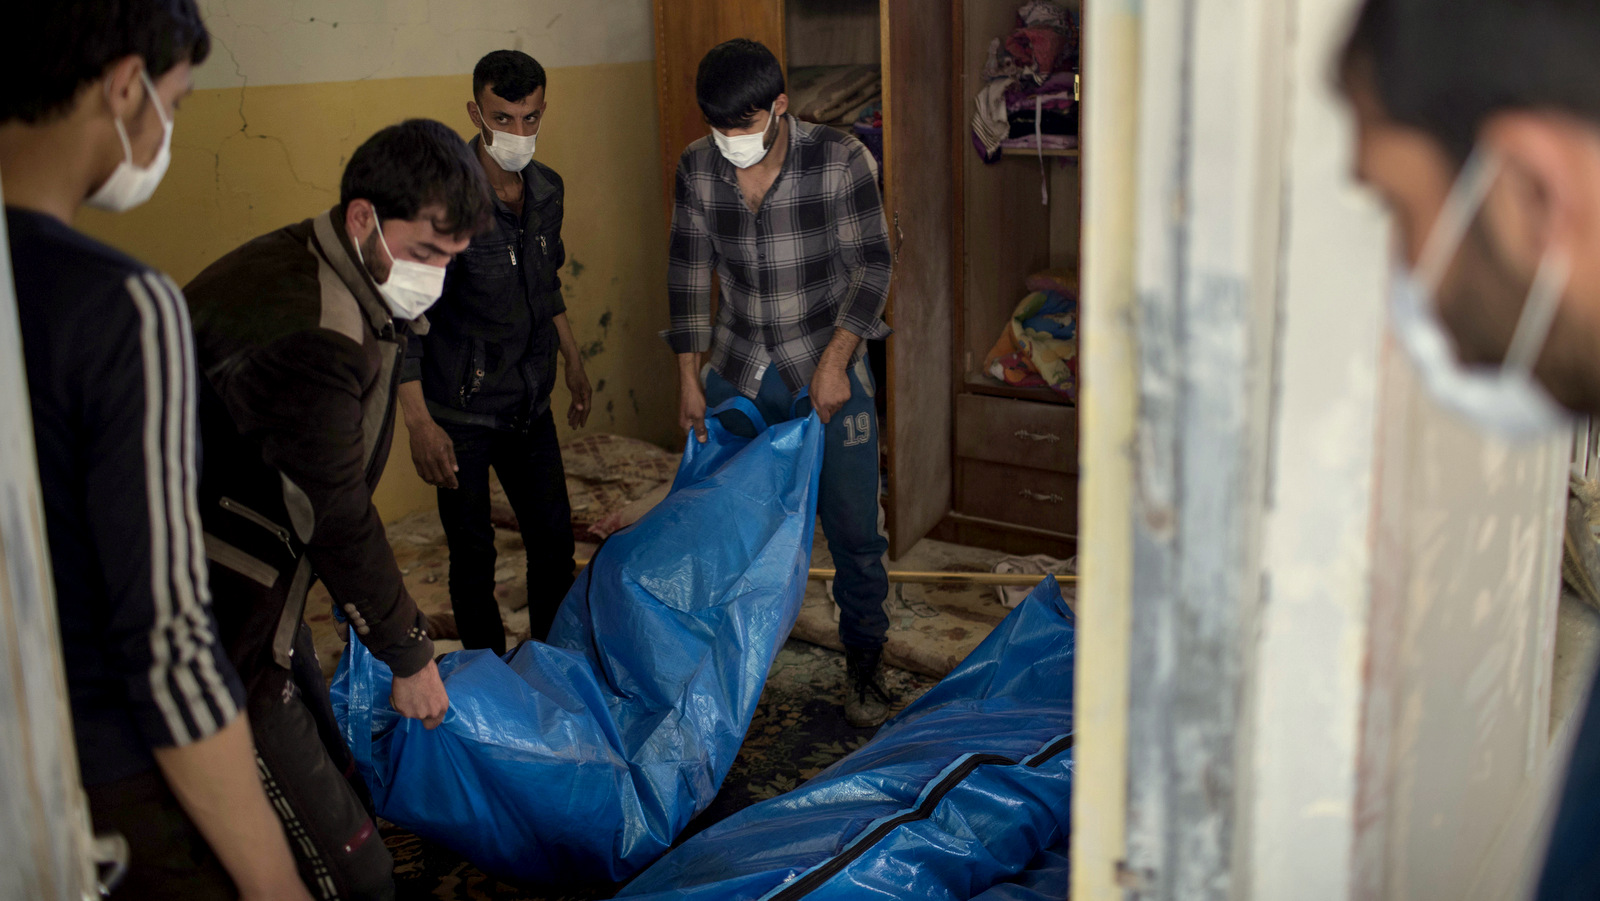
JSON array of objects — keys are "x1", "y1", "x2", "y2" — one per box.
[
  {"x1": 618, "y1": 576, "x2": 1074, "y2": 901},
  {"x1": 330, "y1": 396, "x2": 824, "y2": 883}
]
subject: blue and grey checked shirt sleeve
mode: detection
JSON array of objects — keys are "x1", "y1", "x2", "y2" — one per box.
[
  {"x1": 829, "y1": 142, "x2": 893, "y2": 339},
  {"x1": 665, "y1": 157, "x2": 717, "y2": 355}
]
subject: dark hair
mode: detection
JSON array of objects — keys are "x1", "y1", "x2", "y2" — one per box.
[
  {"x1": 1339, "y1": 0, "x2": 1600, "y2": 164},
  {"x1": 696, "y1": 39, "x2": 785, "y2": 130},
  {"x1": 2, "y1": 0, "x2": 210, "y2": 124},
  {"x1": 472, "y1": 50, "x2": 547, "y2": 104},
  {"x1": 339, "y1": 119, "x2": 493, "y2": 238}
]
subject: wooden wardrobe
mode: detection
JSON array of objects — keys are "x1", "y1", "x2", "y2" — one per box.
[{"x1": 653, "y1": 0, "x2": 1078, "y2": 559}]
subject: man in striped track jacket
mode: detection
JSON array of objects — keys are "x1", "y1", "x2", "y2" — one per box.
[{"x1": 2, "y1": 2, "x2": 311, "y2": 898}]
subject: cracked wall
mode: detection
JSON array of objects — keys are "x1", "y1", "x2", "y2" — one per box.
[{"x1": 77, "y1": 1, "x2": 675, "y2": 522}]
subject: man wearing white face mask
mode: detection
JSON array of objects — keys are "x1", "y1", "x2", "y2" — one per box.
[
  {"x1": 665, "y1": 39, "x2": 896, "y2": 728},
  {"x1": 400, "y1": 50, "x2": 590, "y2": 651},
  {"x1": 2, "y1": 3, "x2": 312, "y2": 898},
  {"x1": 1337, "y1": 0, "x2": 1600, "y2": 896},
  {"x1": 181, "y1": 119, "x2": 492, "y2": 898}
]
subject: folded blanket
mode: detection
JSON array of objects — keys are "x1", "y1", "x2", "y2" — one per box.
[
  {"x1": 789, "y1": 65, "x2": 882, "y2": 122},
  {"x1": 985, "y1": 286, "x2": 1079, "y2": 399}
]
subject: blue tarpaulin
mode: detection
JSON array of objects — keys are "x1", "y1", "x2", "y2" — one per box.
[
  {"x1": 618, "y1": 577, "x2": 1075, "y2": 901},
  {"x1": 330, "y1": 397, "x2": 824, "y2": 883}
]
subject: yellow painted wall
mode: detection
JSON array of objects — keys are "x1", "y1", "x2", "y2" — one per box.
[{"x1": 78, "y1": 61, "x2": 675, "y2": 522}]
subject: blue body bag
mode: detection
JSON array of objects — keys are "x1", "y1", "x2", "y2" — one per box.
[
  {"x1": 330, "y1": 398, "x2": 824, "y2": 883},
  {"x1": 618, "y1": 577, "x2": 1075, "y2": 901}
]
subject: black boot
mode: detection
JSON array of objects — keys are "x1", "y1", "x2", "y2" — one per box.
[{"x1": 844, "y1": 647, "x2": 897, "y2": 728}]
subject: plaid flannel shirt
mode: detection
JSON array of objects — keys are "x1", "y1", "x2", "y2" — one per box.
[{"x1": 665, "y1": 116, "x2": 893, "y2": 399}]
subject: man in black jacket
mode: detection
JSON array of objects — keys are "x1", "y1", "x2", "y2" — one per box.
[
  {"x1": 401, "y1": 50, "x2": 591, "y2": 652},
  {"x1": 183, "y1": 119, "x2": 492, "y2": 898}
]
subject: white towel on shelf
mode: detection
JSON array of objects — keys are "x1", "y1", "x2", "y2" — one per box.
[
  {"x1": 971, "y1": 79, "x2": 1013, "y2": 155},
  {"x1": 993, "y1": 554, "x2": 1076, "y2": 608}
]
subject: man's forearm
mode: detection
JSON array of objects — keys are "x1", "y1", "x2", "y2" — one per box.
[
  {"x1": 678, "y1": 351, "x2": 703, "y2": 385},
  {"x1": 398, "y1": 380, "x2": 434, "y2": 430},
  {"x1": 153, "y1": 716, "x2": 307, "y2": 898},
  {"x1": 817, "y1": 328, "x2": 861, "y2": 372},
  {"x1": 553, "y1": 313, "x2": 582, "y2": 366}
]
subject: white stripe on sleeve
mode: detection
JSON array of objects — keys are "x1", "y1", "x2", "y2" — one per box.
[{"x1": 125, "y1": 273, "x2": 236, "y2": 743}]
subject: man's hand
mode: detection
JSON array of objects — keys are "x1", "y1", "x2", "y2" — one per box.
[
  {"x1": 391, "y1": 659, "x2": 449, "y2": 729},
  {"x1": 679, "y1": 376, "x2": 708, "y2": 443},
  {"x1": 809, "y1": 363, "x2": 852, "y2": 424},
  {"x1": 566, "y1": 360, "x2": 593, "y2": 429},
  {"x1": 408, "y1": 418, "x2": 458, "y2": 490}
]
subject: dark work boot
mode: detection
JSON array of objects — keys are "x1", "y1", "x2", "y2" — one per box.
[{"x1": 844, "y1": 647, "x2": 897, "y2": 728}]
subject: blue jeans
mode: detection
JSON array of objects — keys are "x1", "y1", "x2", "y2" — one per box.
[{"x1": 704, "y1": 363, "x2": 890, "y2": 650}]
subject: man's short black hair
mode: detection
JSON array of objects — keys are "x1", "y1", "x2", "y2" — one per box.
[
  {"x1": 3, "y1": 0, "x2": 210, "y2": 125},
  {"x1": 1340, "y1": 0, "x2": 1600, "y2": 165},
  {"x1": 696, "y1": 39, "x2": 785, "y2": 130},
  {"x1": 472, "y1": 50, "x2": 547, "y2": 104},
  {"x1": 340, "y1": 119, "x2": 493, "y2": 238}
]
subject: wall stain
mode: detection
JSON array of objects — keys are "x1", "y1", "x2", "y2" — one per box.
[
  {"x1": 628, "y1": 388, "x2": 640, "y2": 415},
  {"x1": 569, "y1": 258, "x2": 586, "y2": 278},
  {"x1": 580, "y1": 340, "x2": 605, "y2": 361},
  {"x1": 595, "y1": 379, "x2": 607, "y2": 393}
]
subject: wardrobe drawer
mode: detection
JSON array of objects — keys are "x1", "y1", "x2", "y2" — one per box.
[
  {"x1": 955, "y1": 393, "x2": 1078, "y2": 474},
  {"x1": 955, "y1": 459, "x2": 1077, "y2": 535}
]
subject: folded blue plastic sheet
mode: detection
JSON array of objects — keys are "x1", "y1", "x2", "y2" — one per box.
[
  {"x1": 618, "y1": 577, "x2": 1075, "y2": 901},
  {"x1": 967, "y1": 842, "x2": 1071, "y2": 901},
  {"x1": 330, "y1": 397, "x2": 824, "y2": 883}
]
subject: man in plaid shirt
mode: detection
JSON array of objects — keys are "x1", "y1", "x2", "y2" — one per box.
[{"x1": 665, "y1": 39, "x2": 898, "y2": 727}]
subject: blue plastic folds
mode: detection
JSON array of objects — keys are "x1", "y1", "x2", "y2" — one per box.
[
  {"x1": 618, "y1": 577, "x2": 1075, "y2": 901},
  {"x1": 330, "y1": 398, "x2": 824, "y2": 883}
]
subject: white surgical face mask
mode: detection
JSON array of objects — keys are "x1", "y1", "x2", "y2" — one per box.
[
  {"x1": 481, "y1": 123, "x2": 537, "y2": 172},
  {"x1": 712, "y1": 104, "x2": 778, "y2": 169},
  {"x1": 353, "y1": 214, "x2": 448, "y2": 320},
  {"x1": 1387, "y1": 146, "x2": 1572, "y2": 440},
  {"x1": 87, "y1": 68, "x2": 173, "y2": 212}
]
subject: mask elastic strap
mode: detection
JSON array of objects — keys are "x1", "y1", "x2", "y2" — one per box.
[
  {"x1": 138, "y1": 68, "x2": 170, "y2": 130},
  {"x1": 104, "y1": 67, "x2": 168, "y2": 169},
  {"x1": 371, "y1": 213, "x2": 397, "y2": 267},
  {"x1": 110, "y1": 118, "x2": 135, "y2": 166},
  {"x1": 1502, "y1": 250, "x2": 1569, "y2": 374},
  {"x1": 104, "y1": 84, "x2": 135, "y2": 166},
  {"x1": 1416, "y1": 146, "x2": 1500, "y2": 294}
]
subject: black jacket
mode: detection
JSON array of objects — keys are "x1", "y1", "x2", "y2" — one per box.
[
  {"x1": 402, "y1": 141, "x2": 566, "y2": 431},
  {"x1": 184, "y1": 208, "x2": 433, "y2": 683}
]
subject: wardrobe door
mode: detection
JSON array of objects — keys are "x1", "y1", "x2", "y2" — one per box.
[
  {"x1": 651, "y1": 0, "x2": 787, "y2": 219},
  {"x1": 882, "y1": 0, "x2": 956, "y2": 557}
]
